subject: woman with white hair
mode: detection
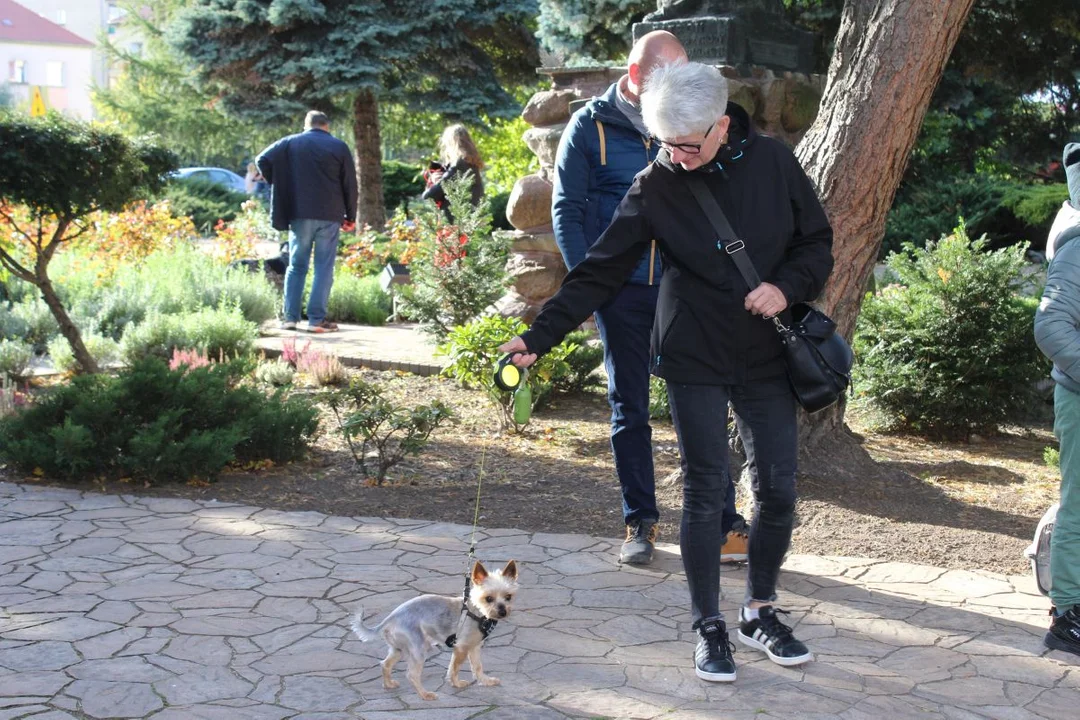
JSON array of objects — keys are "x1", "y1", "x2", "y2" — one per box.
[{"x1": 499, "y1": 62, "x2": 833, "y2": 682}]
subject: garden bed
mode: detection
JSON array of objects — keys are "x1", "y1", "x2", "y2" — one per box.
[{"x1": 4, "y1": 367, "x2": 1057, "y2": 576}]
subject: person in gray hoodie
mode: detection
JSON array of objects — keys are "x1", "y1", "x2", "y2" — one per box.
[{"x1": 1034, "y1": 142, "x2": 1080, "y2": 656}]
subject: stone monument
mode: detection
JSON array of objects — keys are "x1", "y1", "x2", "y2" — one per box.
[{"x1": 634, "y1": 0, "x2": 815, "y2": 74}]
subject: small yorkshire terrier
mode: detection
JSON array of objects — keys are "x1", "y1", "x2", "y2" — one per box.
[{"x1": 351, "y1": 559, "x2": 518, "y2": 701}]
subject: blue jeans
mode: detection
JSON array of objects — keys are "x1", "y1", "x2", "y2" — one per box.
[
  {"x1": 594, "y1": 284, "x2": 741, "y2": 528},
  {"x1": 595, "y1": 285, "x2": 659, "y2": 524},
  {"x1": 667, "y1": 375, "x2": 798, "y2": 626},
  {"x1": 284, "y1": 219, "x2": 340, "y2": 325}
]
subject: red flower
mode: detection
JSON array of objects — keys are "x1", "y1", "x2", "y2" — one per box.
[{"x1": 433, "y1": 225, "x2": 469, "y2": 268}]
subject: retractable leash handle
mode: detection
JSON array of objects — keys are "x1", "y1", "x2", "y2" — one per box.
[
  {"x1": 493, "y1": 353, "x2": 524, "y2": 392},
  {"x1": 493, "y1": 353, "x2": 532, "y2": 425}
]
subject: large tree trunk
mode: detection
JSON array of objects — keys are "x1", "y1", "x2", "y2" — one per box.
[
  {"x1": 352, "y1": 89, "x2": 386, "y2": 229},
  {"x1": 795, "y1": 0, "x2": 975, "y2": 451}
]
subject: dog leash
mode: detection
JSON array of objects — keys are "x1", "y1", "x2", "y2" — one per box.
[{"x1": 445, "y1": 443, "x2": 497, "y2": 647}]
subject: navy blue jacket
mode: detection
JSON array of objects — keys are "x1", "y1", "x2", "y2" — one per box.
[
  {"x1": 257, "y1": 129, "x2": 358, "y2": 231},
  {"x1": 524, "y1": 103, "x2": 834, "y2": 386},
  {"x1": 552, "y1": 83, "x2": 662, "y2": 286}
]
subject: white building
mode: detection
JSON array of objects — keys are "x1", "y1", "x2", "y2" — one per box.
[
  {"x1": 14, "y1": 0, "x2": 114, "y2": 88},
  {"x1": 0, "y1": 0, "x2": 94, "y2": 118}
]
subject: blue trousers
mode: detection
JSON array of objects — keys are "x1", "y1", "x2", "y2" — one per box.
[
  {"x1": 284, "y1": 219, "x2": 340, "y2": 325},
  {"x1": 594, "y1": 284, "x2": 740, "y2": 527},
  {"x1": 667, "y1": 375, "x2": 798, "y2": 625}
]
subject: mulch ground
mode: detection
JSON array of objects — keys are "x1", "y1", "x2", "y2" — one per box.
[{"x1": 5, "y1": 368, "x2": 1059, "y2": 575}]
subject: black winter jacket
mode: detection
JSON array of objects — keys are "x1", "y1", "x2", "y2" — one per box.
[
  {"x1": 256, "y1": 129, "x2": 358, "y2": 231},
  {"x1": 520, "y1": 103, "x2": 834, "y2": 386},
  {"x1": 422, "y1": 159, "x2": 485, "y2": 212}
]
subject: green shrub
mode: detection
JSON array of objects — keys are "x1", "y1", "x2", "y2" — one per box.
[
  {"x1": 383, "y1": 160, "x2": 422, "y2": 216},
  {"x1": 400, "y1": 175, "x2": 511, "y2": 341},
  {"x1": 0, "y1": 339, "x2": 33, "y2": 380},
  {"x1": 0, "y1": 305, "x2": 30, "y2": 342},
  {"x1": 163, "y1": 176, "x2": 247, "y2": 233},
  {"x1": 489, "y1": 191, "x2": 512, "y2": 231},
  {"x1": 885, "y1": 175, "x2": 1069, "y2": 257},
  {"x1": 48, "y1": 333, "x2": 120, "y2": 373},
  {"x1": 254, "y1": 359, "x2": 296, "y2": 387},
  {"x1": 113, "y1": 244, "x2": 276, "y2": 323},
  {"x1": 9, "y1": 300, "x2": 59, "y2": 351},
  {"x1": 437, "y1": 314, "x2": 576, "y2": 431},
  {"x1": 44, "y1": 243, "x2": 276, "y2": 341},
  {"x1": 884, "y1": 175, "x2": 1006, "y2": 256},
  {"x1": 91, "y1": 285, "x2": 148, "y2": 340},
  {"x1": 2, "y1": 275, "x2": 36, "y2": 304},
  {"x1": 196, "y1": 268, "x2": 278, "y2": 325},
  {"x1": 238, "y1": 387, "x2": 321, "y2": 466},
  {"x1": 854, "y1": 222, "x2": 1047, "y2": 439},
  {"x1": 121, "y1": 305, "x2": 258, "y2": 363},
  {"x1": 323, "y1": 378, "x2": 453, "y2": 484},
  {"x1": 324, "y1": 274, "x2": 391, "y2": 325},
  {"x1": 1001, "y1": 183, "x2": 1069, "y2": 229},
  {"x1": 0, "y1": 357, "x2": 319, "y2": 482},
  {"x1": 649, "y1": 376, "x2": 671, "y2": 420},
  {"x1": 1044, "y1": 446, "x2": 1061, "y2": 469},
  {"x1": 559, "y1": 329, "x2": 605, "y2": 394}
]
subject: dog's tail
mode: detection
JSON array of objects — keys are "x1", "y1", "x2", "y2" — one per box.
[{"x1": 350, "y1": 608, "x2": 383, "y2": 642}]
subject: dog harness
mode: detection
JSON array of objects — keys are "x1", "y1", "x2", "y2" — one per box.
[{"x1": 444, "y1": 576, "x2": 498, "y2": 648}]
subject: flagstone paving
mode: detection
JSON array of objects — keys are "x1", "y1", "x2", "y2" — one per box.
[
  {"x1": 255, "y1": 322, "x2": 443, "y2": 376},
  {"x1": 1, "y1": 481, "x2": 1077, "y2": 720}
]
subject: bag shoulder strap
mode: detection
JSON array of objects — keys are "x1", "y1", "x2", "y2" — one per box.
[
  {"x1": 686, "y1": 177, "x2": 761, "y2": 290},
  {"x1": 594, "y1": 119, "x2": 607, "y2": 166}
]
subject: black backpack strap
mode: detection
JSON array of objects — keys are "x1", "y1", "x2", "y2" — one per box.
[{"x1": 686, "y1": 178, "x2": 762, "y2": 290}]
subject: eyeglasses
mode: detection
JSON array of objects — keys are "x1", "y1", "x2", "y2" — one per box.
[{"x1": 655, "y1": 123, "x2": 715, "y2": 156}]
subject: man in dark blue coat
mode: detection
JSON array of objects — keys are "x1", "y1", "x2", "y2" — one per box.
[
  {"x1": 553, "y1": 31, "x2": 745, "y2": 565},
  {"x1": 257, "y1": 111, "x2": 358, "y2": 333}
]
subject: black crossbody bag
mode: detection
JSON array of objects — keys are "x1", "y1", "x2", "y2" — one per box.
[{"x1": 687, "y1": 178, "x2": 853, "y2": 414}]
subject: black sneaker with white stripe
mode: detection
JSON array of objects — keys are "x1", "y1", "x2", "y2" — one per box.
[
  {"x1": 737, "y1": 606, "x2": 812, "y2": 666},
  {"x1": 694, "y1": 618, "x2": 737, "y2": 682},
  {"x1": 1046, "y1": 605, "x2": 1080, "y2": 656}
]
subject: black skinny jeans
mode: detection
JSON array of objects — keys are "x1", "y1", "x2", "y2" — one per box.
[{"x1": 667, "y1": 374, "x2": 798, "y2": 627}]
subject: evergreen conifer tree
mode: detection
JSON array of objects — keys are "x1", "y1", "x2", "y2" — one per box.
[{"x1": 169, "y1": 0, "x2": 538, "y2": 228}]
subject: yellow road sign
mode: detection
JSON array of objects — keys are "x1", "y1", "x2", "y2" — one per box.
[{"x1": 30, "y1": 86, "x2": 47, "y2": 117}]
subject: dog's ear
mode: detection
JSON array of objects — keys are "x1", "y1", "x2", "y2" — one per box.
[
  {"x1": 471, "y1": 561, "x2": 488, "y2": 584},
  {"x1": 501, "y1": 560, "x2": 518, "y2": 581}
]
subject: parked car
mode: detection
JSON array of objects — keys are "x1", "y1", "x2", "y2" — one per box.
[{"x1": 173, "y1": 167, "x2": 247, "y2": 194}]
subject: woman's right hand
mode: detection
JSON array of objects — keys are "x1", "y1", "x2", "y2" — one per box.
[{"x1": 498, "y1": 336, "x2": 537, "y2": 368}]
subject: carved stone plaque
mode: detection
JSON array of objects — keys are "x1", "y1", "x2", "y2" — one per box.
[{"x1": 634, "y1": 18, "x2": 738, "y2": 65}]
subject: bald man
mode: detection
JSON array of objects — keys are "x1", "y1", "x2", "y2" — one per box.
[{"x1": 552, "y1": 31, "x2": 746, "y2": 565}]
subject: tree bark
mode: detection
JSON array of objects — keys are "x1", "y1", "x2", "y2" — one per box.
[
  {"x1": 34, "y1": 230, "x2": 99, "y2": 374},
  {"x1": 352, "y1": 89, "x2": 386, "y2": 229},
  {"x1": 795, "y1": 0, "x2": 975, "y2": 449}
]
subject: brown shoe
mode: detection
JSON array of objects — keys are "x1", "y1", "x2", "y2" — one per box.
[
  {"x1": 619, "y1": 520, "x2": 658, "y2": 565},
  {"x1": 305, "y1": 320, "x2": 339, "y2": 334},
  {"x1": 720, "y1": 528, "x2": 748, "y2": 563}
]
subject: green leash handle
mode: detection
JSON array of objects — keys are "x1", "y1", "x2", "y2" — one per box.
[{"x1": 512, "y1": 378, "x2": 532, "y2": 426}]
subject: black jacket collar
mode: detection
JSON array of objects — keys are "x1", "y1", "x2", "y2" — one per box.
[{"x1": 657, "y1": 102, "x2": 756, "y2": 176}]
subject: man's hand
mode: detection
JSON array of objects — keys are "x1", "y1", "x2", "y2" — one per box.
[
  {"x1": 745, "y1": 282, "x2": 788, "y2": 318},
  {"x1": 498, "y1": 336, "x2": 537, "y2": 368},
  {"x1": 341, "y1": 220, "x2": 356, "y2": 233}
]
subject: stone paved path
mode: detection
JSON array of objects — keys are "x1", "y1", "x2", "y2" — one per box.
[
  {"x1": 1, "y1": 482, "x2": 1077, "y2": 720},
  {"x1": 255, "y1": 323, "x2": 443, "y2": 376}
]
